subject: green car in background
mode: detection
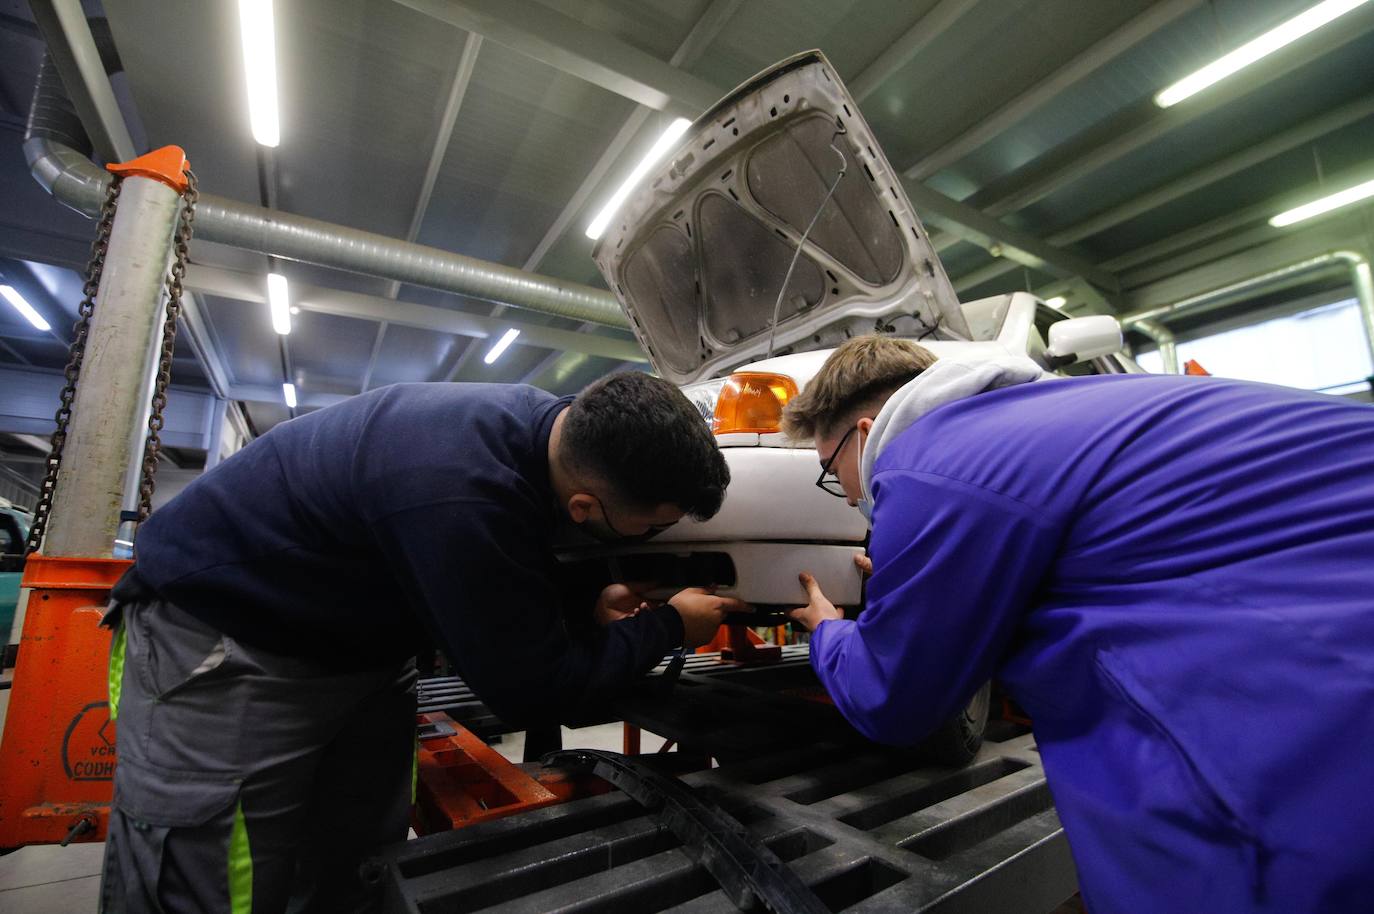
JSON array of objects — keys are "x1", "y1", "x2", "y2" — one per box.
[{"x1": 0, "y1": 498, "x2": 33, "y2": 649}]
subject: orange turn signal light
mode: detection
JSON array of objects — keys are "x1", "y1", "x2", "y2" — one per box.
[{"x1": 712, "y1": 372, "x2": 799, "y2": 434}]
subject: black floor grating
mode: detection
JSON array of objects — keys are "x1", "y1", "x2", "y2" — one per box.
[
  {"x1": 379, "y1": 652, "x2": 1076, "y2": 913},
  {"x1": 416, "y1": 820, "x2": 679, "y2": 914},
  {"x1": 784, "y1": 755, "x2": 927, "y2": 805},
  {"x1": 810, "y1": 857, "x2": 909, "y2": 913},
  {"x1": 395, "y1": 794, "x2": 645, "y2": 879},
  {"x1": 900, "y1": 782, "x2": 1056, "y2": 861},
  {"x1": 834, "y1": 758, "x2": 1030, "y2": 831},
  {"x1": 736, "y1": 744, "x2": 856, "y2": 785}
]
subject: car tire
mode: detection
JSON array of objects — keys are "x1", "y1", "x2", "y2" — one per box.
[{"x1": 919, "y1": 681, "x2": 991, "y2": 766}]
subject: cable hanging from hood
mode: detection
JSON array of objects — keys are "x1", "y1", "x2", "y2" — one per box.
[{"x1": 766, "y1": 128, "x2": 848, "y2": 359}]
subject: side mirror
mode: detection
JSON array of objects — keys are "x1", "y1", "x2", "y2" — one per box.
[{"x1": 1045, "y1": 315, "x2": 1122, "y2": 366}]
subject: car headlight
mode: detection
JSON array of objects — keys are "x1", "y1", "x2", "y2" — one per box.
[
  {"x1": 681, "y1": 372, "x2": 799, "y2": 435},
  {"x1": 681, "y1": 378, "x2": 728, "y2": 428}
]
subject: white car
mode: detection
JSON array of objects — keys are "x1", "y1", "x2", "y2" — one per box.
[
  {"x1": 565, "y1": 50, "x2": 1141, "y2": 762},
  {"x1": 574, "y1": 50, "x2": 1137, "y2": 610}
]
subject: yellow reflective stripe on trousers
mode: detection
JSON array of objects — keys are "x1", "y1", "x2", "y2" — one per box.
[
  {"x1": 229, "y1": 801, "x2": 253, "y2": 914},
  {"x1": 107, "y1": 624, "x2": 126, "y2": 720}
]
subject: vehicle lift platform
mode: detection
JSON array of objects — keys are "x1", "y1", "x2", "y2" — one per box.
[{"x1": 378, "y1": 646, "x2": 1077, "y2": 913}]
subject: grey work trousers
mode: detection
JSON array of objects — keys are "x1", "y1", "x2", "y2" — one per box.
[{"x1": 99, "y1": 598, "x2": 417, "y2": 914}]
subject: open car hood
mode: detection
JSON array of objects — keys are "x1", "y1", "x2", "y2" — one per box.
[{"x1": 592, "y1": 50, "x2": 970, "y2": 386}]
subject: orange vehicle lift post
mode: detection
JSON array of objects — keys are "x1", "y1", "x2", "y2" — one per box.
[{"x1": 0, "y1": 147, "x2": 195, "y2": 849}]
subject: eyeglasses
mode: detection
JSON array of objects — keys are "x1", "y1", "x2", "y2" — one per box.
[
  {"x1": 593, "y1": 494, "x2": 678, "y2": 541},
  {"x1": 814, "y1": 425, "x2": 858, "y2": 498}
]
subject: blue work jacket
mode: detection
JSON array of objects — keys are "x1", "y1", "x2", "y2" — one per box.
[
  {"x1": 810, "y1": 374, "x2": 1374, "y2": 913},
  {"x1": 128, "y1": 383, "x2": 684, "y2": 724}
]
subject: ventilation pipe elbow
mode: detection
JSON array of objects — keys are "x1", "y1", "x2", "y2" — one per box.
[
  {"x1": 24, "y1": 135, "x2": 112, "y2": 215},
  {"x1": 1130, "y1": 319, "x2": 1178, "y2": 374}
]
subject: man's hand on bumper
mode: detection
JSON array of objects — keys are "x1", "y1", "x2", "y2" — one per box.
[
  {"x1": 668, "y1": 587, "x2": 751, "y2": 649},
  {"x1": 789, "y1": 572, "x2": 845, "y2": 631},
  {"x1": 594, "y1": 583, "x2": 652, "y2": 625}
]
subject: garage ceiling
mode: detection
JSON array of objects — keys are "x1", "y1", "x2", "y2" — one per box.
[{"x1": 1, "y1": 0, "x2": 1372, "y2": 436}]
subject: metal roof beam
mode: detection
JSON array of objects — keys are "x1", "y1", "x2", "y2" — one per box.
[
  {"x1": 969, "y1": 4, "x2": 1374, "y2": 220},
  {"x1": 0, "y1": 364, "x2": 215, "y2": 448},
  {"x1": 1120, "y1": 213, "x2": 1374, "y2": 313},
  {"x1": 394, "y1": 0, "x2": 1129, "y2": 350},
  {"x1": 951, "y1": 93, "x2": 1374, "y2": 294},
  {"x1": 934, "y1": 8, "x2": 1374, "y2": 260},
  {"x1": 905, "y1": 0, "x2": 1203, "y2": 180},
  {"x1": 390, "y1": 32, "x2": 484, "y2": 296},
  {"x1": 901, "y1": 178, "x2": 1120, "y2": 294},
  {"x1": 1118, "y1": 222, "x2": 1292, "y2": 290},
  {"x1": 392, "y1": 0, "x2": 720, "y2": 117},
  {"x1": 0, "y1": 256, "x2": 82, "y2": 349},
  {"x1": 226, "y1": 385, "x2": 350, "y2": 410},
  {"x1": 363, "y1": 30, "x2": 484, "y2": 392},
  {"x1": 179, "y1": 291, "x2": 233, "y2": 399},
  {"x1": 952, "y1": 257, "x2": 1030, "y2": 295},
  {"x1": 511, "y1": 0, "x2": 744, "y2": 388},
  {"x1": 848, "y1": 0, "x2": 979, "y2": 103},
  {"x1": 1053, "y1": 93, "x2": 1374, "y2": 245},
  {"x1": 186, "y1": 264, "x2": 647, "y2": 364},
  {"x1": 442, "y1": 99, "x2": 652, "y2": 382},
  {"x1": 0, "y1": 248, "x2": 234, "y2": 402}
]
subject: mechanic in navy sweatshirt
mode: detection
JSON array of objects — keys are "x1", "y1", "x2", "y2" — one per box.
[
  {"x1": 783, "y1": 336, "x2": 1374, "y2": 914},
  {"x1": 99, "y1": 373, "x2": 743, "y2": 914}
]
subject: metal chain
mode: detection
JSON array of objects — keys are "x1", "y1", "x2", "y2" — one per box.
[
  {"x1": 138, "y1": 169, "x2": 199, "y2": 521},
  {"x1": 24, "y1": 177, "x2": 124, "y2": 555}
]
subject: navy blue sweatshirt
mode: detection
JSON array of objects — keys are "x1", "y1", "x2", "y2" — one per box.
[{"x1": 122, "y1": 383, "x2": 684, "y2": 724}]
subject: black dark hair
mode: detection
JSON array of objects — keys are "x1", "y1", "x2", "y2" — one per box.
[{"x1": 561, "y1": 372, "x2": 729, "y2": 520}]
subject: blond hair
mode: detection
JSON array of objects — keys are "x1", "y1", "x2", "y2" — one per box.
[{"x1": 781, "y1": 336, "x2": 938, "y2": 440}]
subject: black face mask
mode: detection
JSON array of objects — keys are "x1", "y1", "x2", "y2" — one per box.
[{"x1": 585, "y1": 495, "x2": 676, "y2": 544}]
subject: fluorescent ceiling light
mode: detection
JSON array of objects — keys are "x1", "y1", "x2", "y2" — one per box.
[
  {"x1": 1155, "y1": 0, "x2": 1371, "y2": 107},
  {"x1": 238, "y1": 0, "x2": 281, "y2": 146},
  {"x1": 266, "y1": 271, "x2": 291, "y2": 334},
  {"x1": 585, "y1": 117, "x2": 692, "y2": 240},
  {"x1": 0, "y1": 284, "x2": 50, "y2": 331},
  {"x1": 1270, "y1": 177, "x2": 1374, "y2": 226},
  {"x1": 1044, "y1": 296, "x2": 1067, "y2": 309},
  {"x1": 483, "y1": 328, "x2": 520, "y2": 364},
  {"x1": 282, "y1": 382, "x2": 297, "y2": 408}
]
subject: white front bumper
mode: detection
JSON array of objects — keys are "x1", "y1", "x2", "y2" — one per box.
[
  {"x1": 657, "y1": 446, "x2": 869, "y2": 544},
  {"x1": 585, "y1": 446, "x2": 869, "y2": 606},
  {"x1": 589, "y1": 540, "x2": 867, "y2": 607}
]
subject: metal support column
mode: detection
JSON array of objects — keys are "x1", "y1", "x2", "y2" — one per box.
[
  {"x1": 42, "y1": 175, "x2": 181, "y2": 558},
  {"x1": 1339, "y1": 253, "x2": 1374, "y2": 367},
  {"x1": 204, "y1": 396, "x2": 229, "y2": 471},
  {"x1": 1132, "y1": 319, "x2": 1178, "y2": 374}
]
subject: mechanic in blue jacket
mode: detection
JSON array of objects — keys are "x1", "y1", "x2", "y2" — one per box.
[
  {"x1": 782, "y1": 335, "x2": 1374, "y2": 914},
  {"x1": 100, "y1": 373, "x2": 746, "y2": 914}
]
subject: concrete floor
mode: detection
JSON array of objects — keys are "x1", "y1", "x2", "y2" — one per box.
[
  {"x1": 0, "y1": 677, "x2": 110, "y2": 913},
  {"x1": 0, "y1": 676, "x2": 632, "y2": 913}
]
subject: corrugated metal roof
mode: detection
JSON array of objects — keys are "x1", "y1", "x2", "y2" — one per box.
[{"x1": 0, "y1": 0, "x2": 1370, "y2": 439}]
